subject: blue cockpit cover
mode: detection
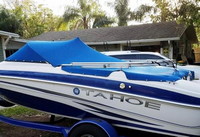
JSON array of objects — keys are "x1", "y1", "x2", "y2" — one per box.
[
  {"x1": 6, "y1": 37, "x2": 185, "y2": 81},
  {"x1": 6, "y1": 38, "x2": 122, "y2": 66}
]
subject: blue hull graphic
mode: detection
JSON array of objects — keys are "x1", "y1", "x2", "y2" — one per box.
[
  {"x1": 0, "y1": 87, "x2": 197, "y2": 137},
  {"x1": 0, "y1": 70, "x2": 200, "y2": 106}
]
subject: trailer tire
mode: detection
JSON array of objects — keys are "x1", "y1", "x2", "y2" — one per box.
[{"x1": 69, "y1": 123, "x2": 109, "y2": 137}]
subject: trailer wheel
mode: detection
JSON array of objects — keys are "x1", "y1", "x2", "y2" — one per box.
[{"x1": 69, "y1": 123, "x2": 109, "y2": 137}]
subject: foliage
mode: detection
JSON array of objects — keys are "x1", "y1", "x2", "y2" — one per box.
[
  {"x1": 0, "y1": 106, "x2": 41, "y2": 117},
  {"x1": 1, "y1": 0, "x2": 199, "y2": 42},
  {"x1": 63, "y1": 0, "x2": 114, "y2": 29},
  {"x1": 150, "y1": 0, "x2": 173, "y2": 22},
  {"x1": 1, "y1": 0, "x2": 61, "y2": 38},
  {"x1": 114, "y1": 0, "x2": 153, "y2": 26},
  {"x1": 114, "y1": 0, "x2": 131, "y2": 26},
  {"x1": 146, "y1": 0, "x2": 200, "y2": 46},
  {"x1": 11, "y1": 0, "x2": 61, "y2": 38},
  {"x1": 93, "y1": 16, "x2": 115, "y2": 28},
  {"x1": 151, "y1": 0, "x2": 200, "y2": 36},
  {"x1": 131, "y1": 4, "x2": 154, "y2": 22},
  {"x1": 151, "y1": 0, "x2": 200, "y2": 26},
  {"x1": 0, "y1": 6, "x2": 21, "y2": 33},
  {"x1": 174, "y1": 0, "x2": 199, "y2": 28},
  {"x1": 174, "y1": 0, "x2": 200, "y2": 44}
]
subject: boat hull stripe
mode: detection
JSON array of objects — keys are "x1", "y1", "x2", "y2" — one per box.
[
  {"x1": 0, "y1": 86, "x2": 197, "y2": 137},
  {"x1": 0, "y1": 80, "x2": 158, "y2": 126},
  {"x1": 0, "y1": 70, "x2": 200, "y2": 106}
]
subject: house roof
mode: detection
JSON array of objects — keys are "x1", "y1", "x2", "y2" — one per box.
[
  {"x1": 31, "y1": 22, "x2": 198, "y2": 44},
  {"x1": 0, "y1": 30, "x2": 20, "y2": 38}
]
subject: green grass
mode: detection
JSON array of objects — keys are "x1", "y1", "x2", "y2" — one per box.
[
  {"x1": 0, "y1": 106, "x2": 42, "y2": 117},
  {"x1": 0, "y1": 106, "x2": 69, "y2": 137}
]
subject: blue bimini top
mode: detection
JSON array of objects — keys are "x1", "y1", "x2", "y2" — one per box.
[
  {"x1": 6, "y1": 38, "x2": 122, "y2": 66},
  {"x1": 6, "y1": 37, "x2": 183, "y2": 82}
]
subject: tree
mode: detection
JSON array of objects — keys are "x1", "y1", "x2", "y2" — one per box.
[
  {"x1": 114, "y1": 0, "x2": 153, "y2": 26},
  {"x1": 175, "y1": 0, "x2": 200, "y2": 43},
  {"x1": 3, "y1": 0, "x2": 61, "y2": 38},
  {"x1": 92, "y1": 16, "x2": 115, "y2": 28},
  {"x1": 63, "y1": 0, "x2": 113, "y2": 29},
  {"x1": 150, "y1": 0, "x2": 173, "y2": 22},
  {"x1": 150, "y1": 0, "x2": 200, "y2": 25},
  {"x1": 114, "y1": 0, "x2": 130, "y2": 26},
  {"x1": 21, "y1": 5, "x2": 60, "y2": 38},
  {"x1": 149, "y1": 0, "x2": 200, "y2": 42},
  {"x1": 0, "y1": 6, "x2": 21, "y2": 33},
  {"x1": 131, "y1": 4, "x2": 153, "y2": 22},
  {"x1": 173, "y1": 0, "x2": 199, "y2": 26}
]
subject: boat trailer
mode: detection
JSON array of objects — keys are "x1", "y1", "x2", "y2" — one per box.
[{"x1": 0, "y1": 115, "x2": 122, "y2": 137}]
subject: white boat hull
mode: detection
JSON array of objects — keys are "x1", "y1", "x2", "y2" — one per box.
[{"x1": 0, "y1": 71, "x2": 200, "y2": 137}]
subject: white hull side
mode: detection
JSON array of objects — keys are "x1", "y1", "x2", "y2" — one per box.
[{"x1": 0, "y1": 75, "x2": 200, "y2": 136}]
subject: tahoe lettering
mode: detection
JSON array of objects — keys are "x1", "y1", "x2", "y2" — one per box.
[{"x1": 81, "y1": 89, "x2": 161, "y2": 110}]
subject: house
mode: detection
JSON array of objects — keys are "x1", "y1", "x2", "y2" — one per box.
[
  {"x1": 0, "y1": 30, "x2": 25, "y2": 61},
  {"x1": 31, "y1": 22, "x2": 198, "y2": 63},
  {"x1": 1, "y1": 22, "x2": 198, "y2": 63}
]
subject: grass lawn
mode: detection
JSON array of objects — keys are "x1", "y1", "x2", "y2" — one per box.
[
  {"x1": 0, "y1": 106, "x2": 42, "y2": 117},
  {"x1": 0, "y1": 106, "x2": 65, "y2": 137},
  {"x1": 0, "y1": 106, "x2": 171, "y2": 137}
]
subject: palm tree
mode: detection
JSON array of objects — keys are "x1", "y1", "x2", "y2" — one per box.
[
  {"x1": 92, "y1": 16, "x2": 115, "y2": 28},
  {"x1": 114, "y1": 0, "x2": 153, "y2": 26},
  {"x1": 63, "y1": 0, "x2": 112, "y2": 29},
  {"x1": 114, "y1": 0, "x2": 131, "y2": 26}
]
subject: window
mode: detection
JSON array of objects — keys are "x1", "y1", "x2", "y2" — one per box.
[
  {"x1": 139, "y1": 54, "x2": 164, "y2": 60},
  {"x1": 111, "y1": 54, "x2": 140, "y2": 59},
  {"x1": 111, "y1": 54, "x2": 164, "y2": 60}
]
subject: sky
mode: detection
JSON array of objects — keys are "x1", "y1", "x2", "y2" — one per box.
[
  {"x1": 34, "y1": 0, "x2": 154, "y2": 24},
  {"x1": 0, "y1": 0, "x2": 153, "y2": 24},
  {"x1": 30, "y1": 0, "x2": 152, "y2": 15},
  {"x1": 0, "y1": 0, "x2": 153, "y2": 16},
  {"x1": 36, "y1": 0, "x2": 152, "y2": 15}
]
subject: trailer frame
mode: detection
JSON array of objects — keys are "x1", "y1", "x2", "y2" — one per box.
[{"x1": 0, "y1": 115, "x2": 119, "y2": 137}]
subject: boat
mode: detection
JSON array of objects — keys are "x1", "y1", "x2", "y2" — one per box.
[
  {"x1": 102, "y1": 50, "x2": 199, "y2": 81},
  {"x1": 0, "y1": 97, "x2": 14, "y2": 107},
  {"x1": 0, "y1": 38, "x2": 200, "y2": 137},
  {"x1": 102, "y1": 50, "x2": 174, "y2": 67}
]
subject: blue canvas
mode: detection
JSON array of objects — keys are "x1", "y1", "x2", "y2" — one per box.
[
  {"x1": 6, "y1": 38, "x2": 122, "y2": 66},
  {"x1": 6, "y1": 38, "x2": 188, "y2": 81}
]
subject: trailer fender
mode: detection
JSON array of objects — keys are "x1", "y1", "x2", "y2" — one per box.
[{"x1": 68, "y1": 118, "x2": 118, "y2": 137}]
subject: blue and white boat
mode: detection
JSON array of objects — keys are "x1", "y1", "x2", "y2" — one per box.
[{"x1": 0, "y1": 38, "x2": 200, "y2": 137}]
